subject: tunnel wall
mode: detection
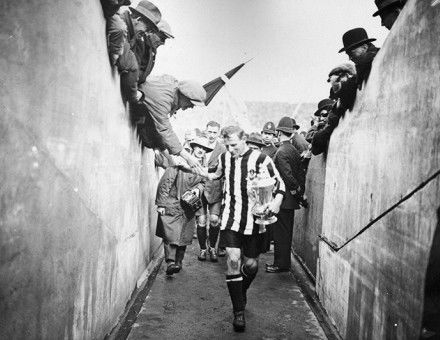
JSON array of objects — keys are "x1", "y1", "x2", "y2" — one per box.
[
  {"x1": 314, "y1": 1, "x2": 440, "y2": 339},
  {"x1": 292, "y1": 154, "x2": 327, "y2": 279},
  {"x1": 0, "y1": 1, "x2": 161, "y2": 339}
]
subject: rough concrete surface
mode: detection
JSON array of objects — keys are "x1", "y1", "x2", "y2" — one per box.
[
  {"x1": 0, "y1": 0, "x2": 162, "y2": 338},
  {"x1": 127, "y1": 244, "x2": 327, "y2": 340},
  {"x1": 315, "y1": 0, "x2": 440, "y2": 338}
]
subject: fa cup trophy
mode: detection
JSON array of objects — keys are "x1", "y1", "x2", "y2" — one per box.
[{"x1": 249, "y1": 168, "x2": 277, "y2": 225}]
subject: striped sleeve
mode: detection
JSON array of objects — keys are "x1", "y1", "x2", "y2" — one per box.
[{"x1": 263, "y1": 154, "x2": 286, "y2": 196}]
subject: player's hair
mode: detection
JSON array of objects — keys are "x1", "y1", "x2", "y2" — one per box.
[{"x1": 222, "y1": 126, "x2": 245, "y2": 140}]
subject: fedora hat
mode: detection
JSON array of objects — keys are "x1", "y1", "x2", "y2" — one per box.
[
  {"x1": 314, "y1": 99, "x2": 335, "y2": 116},
  {"x1": 373, "y1": 0, "x2": 405, "y2": 16},
  {"x1": 261, "y1": 121, "x2": 276, "y2": 135},
  {"x1": 190, "y1": 136, "x2": 214, "y2": 152},
  {"x1": 276, "y1": 117, "x2": 299, "y2": 134},
  {"x1": 157, "y1": 19, "x2": 174, "y2": 39},
  {"x1": 178, "y1": 80, "x2": 206, "y2": 106},
  {"x1": 129, "y1": 1, "x2": 161, "y2": 30},
  {"x1": 246, "y1": 133, "x2": 266, "y2": 148},
  {"x1": 338, "y1": 27, "x2": 376, "y2": 53}
]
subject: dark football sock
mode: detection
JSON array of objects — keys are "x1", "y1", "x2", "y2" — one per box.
[
  {"x1": 197, "y1": 227, "x2": 207, "y2": 249},
  {"x1": 209, "y1": 226, "x2": 220, "y2": 248},
  {"x1": 241, "y1": 264, "x2": 258, "y2": 292},
  {"x1": 226, "y1": 274, "x2": 244, "y2": 312}
]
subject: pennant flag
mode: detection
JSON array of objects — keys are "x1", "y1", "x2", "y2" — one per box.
[{"x1": 203, "y1": 58, "x2": 252, "y2": 106}]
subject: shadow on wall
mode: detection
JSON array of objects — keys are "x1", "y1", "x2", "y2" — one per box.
[{"x1": 422, "y1": 206, "x2": 440, "y2": 337}]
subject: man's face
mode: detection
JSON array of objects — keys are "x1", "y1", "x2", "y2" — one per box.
[
  {"x1": 149, "y1": 32, "x2": 166, "y2": 49},
  {"x1": 225, "y1": 134, "x2": 247, "y2": 158},
  {"x1": 346, "y1": 44, "x2": 368, "y2": 64},
  {"x1": 261, "y1": 132, "x2": 275, "y2": 143},
  {"x1": 380, "y1": 8, "x2": 400, "y2": 30},
  {"x1": 206, "y1": 126, "x2": 220, "y2": 144},
  {"x1": 133, "y1": 17, "x2": 149, "y2": 33},
  {"x1": 178, "y1": 94, "x2": 194, "y2": 111}
]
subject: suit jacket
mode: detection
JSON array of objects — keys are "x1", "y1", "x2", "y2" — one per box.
[
  {"x1": 274, "y1": 141, "x2": 305, "y2": 210},
  {"x1": 261, "y1": 144, "x2": 277, "y2": 159},
  {"x1": 204, "y1": 142, "x2": 226, "y2": 204}
]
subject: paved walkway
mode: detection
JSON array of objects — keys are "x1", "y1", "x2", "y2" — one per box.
[{"x1": 127, "y1": 243, "x2": 327, "y2": 340}]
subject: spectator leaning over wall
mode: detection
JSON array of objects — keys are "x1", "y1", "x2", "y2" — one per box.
[
  {"x1": 373, "y1": 0, "x2": 407, "y2": 30},
  {"x1": 137, "y1": 19, "x2": 175, "y2": 83},
  {"x1": 305, "y1": 99, "x2": 335, "y2": 143},
  {"x1": 339, "y1": 28, "x2": 379, "y2": 89},
  {"x1": 121, "y1": 1, "x2": 162, "y2": 83},
  {"x1": 134, "y1": 74, "x2": 207, "y2": 172},
  {"x1": 311, "y1": 64, "x2": 356, "y2": 155},
  {"x1": 336, "y1": 27, "x2": 380, "y2": 111}
]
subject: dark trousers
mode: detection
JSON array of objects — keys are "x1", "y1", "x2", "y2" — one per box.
[{"x1": 273, "y1": 209, "x2": 295, "y2": 269}]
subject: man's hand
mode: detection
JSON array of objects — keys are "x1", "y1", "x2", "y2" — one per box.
[
  {"x1": 266, "y1": 194, "x2": 283, "y2": 215},
  {"x1": 180, "y1": 149, "x2": 203, "y2": 171},
  {"x1": 157, "y1": 207, "x2": 165, "y2": 215},
  {"x1": 191, "y1": 188, "x2": 200, "y2": 197}
]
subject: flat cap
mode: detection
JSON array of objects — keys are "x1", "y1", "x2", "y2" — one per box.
[{"x1": 178, "y1": 80, "x2": 206, "y2": 106}]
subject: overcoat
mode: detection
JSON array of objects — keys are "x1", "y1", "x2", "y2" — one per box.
[
  {"x1": 155, "y1": 166, "x2": 205, "y2": 246},
  {"x1": 274, "y1": 141, "x2": 305, "y2": 210},
  {"x1": 135, "y1": 75, "x2": 183, "y2": 155}
]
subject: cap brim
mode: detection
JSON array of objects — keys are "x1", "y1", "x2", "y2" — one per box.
[
  {"x1": 190, "y1": 143, "x2": 213, "y2": 152},
  {"x1": 129, "y1": 7, "x2": 159, "y2": 30},
  {"x1": 338, "y1": 38, "x2": 376, "y2": 53},
  {"x1": 261, "y1": 130, "x2": 276, "y2": 135},
  {"x1": 190, "y1": 100, "x2": 206, "y2": 107},
  {"x1": 247, "y1": 141, "x2": 266, "y2": 147},
  {"x1": 163, "y1": 32, "x2": 174, "y2": 39}
]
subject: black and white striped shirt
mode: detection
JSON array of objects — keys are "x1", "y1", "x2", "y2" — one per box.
[{"x1": 210, "y1": 149, "x2": 285, "y2": 235}]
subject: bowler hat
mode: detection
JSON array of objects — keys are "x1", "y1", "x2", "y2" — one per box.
[
  {"x1": 338, "y1": 28, "x2": 376, "y2": 53},
  {"x1": 178, "y1": 80, "x2": 206, "y2": 106},
  {"x1": 314, "y1": 99, "x2": 335, "y2": 116},
  {"x1": 158, "y1": 19, "x2": 174, "y2": 39},
  {"x1": 276, "y1": 117, "x2": 299, "y2": 134},
  {"x1": 246, "y1": 133, "x2": 266, "y2": 148},
  {"x1": 130, "y1": 1, "x2": 161, "y2": 30},
  {"x1": 327, "y1": 63, "x2": 356, "y2": 82},
  {"x1": 373, "y1": 0, "x2": 405, "y2": 16},
  {"x1": 261, "y1": 121, "x2": 276, "y2": 135},
  {"x1": 190, "y1": 136, "x2": 214, "y2": 152}
]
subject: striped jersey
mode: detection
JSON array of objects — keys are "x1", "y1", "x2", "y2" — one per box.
[{"x1": 210, "y1": 149, "x2": 285, "y2": 235}]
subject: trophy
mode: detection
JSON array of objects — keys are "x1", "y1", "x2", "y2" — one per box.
[{"x1": 249, "y1": 169, "x2": 277, "y2": 225}]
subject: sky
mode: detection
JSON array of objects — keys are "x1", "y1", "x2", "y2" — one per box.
[{"x1": 133, "y1": 0, "x2": 390, "y2": 104}]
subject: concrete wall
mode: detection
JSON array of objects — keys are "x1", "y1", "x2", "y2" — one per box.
[
  {"x1": 292, "y1": 154, "x2": 327, "y2": 279},
  {"x1": 316, "y1": 0, "x2": 440, "y2": 339},
  {"x1": 0, "y1": 1, "x2": 161, "y2": 339}
]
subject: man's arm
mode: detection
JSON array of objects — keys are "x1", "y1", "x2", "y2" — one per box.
[
  {"x1": 262, "y1": 155, "x2": 285, "y2": 215},
  {"x1": 207, "y1": 153, "x2": 225, "y2": 180}
]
